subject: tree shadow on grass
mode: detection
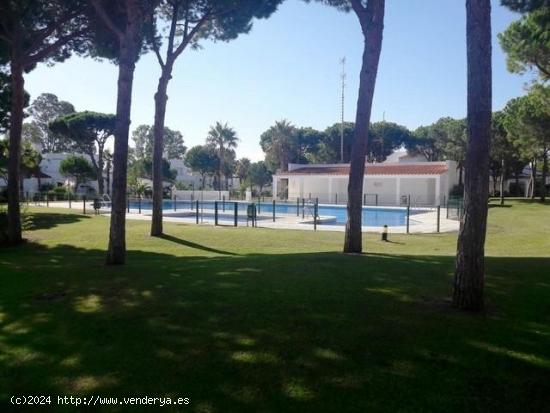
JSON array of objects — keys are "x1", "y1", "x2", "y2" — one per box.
[
  {"x1": 24, "y1": 212, "x2": 91, "y2": 231},
  {"x1": 158, "y1": 234, "x2": 238, "y2": 256},
  {"x1": 0, "y1": 243, "x2": 548, "y2": 412}
]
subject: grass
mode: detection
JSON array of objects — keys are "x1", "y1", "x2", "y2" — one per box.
[{"x1": 0, "y1": 200, "x2": 549, "y2": 412}]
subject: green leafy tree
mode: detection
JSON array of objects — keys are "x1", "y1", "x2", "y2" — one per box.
[
  {"x1": 248, "y1": 161, "x2": 271, "y2": 194},
  {"x1": 453, "y1": 0, "x2": 492, "y2": 311},
  {"x1": 313, "y1": 122, "x2": 354, "y2": 163},
  {"x1": 503, "y1": 85, "x2": 550, "y2": 201},
  {"x1": 132, "y1": 124, "x2": 186, "y2": 160},
  {"x1": 184, "y1": 145, "x2": 217, "y2": 189},
  {"x1": 0, "y1": 139, "x2": 41, "y2": 185},
  {"x1": 490, "y1": 111, "x2": 519, "y2": 204},
  {"x1": 87, "y1": 0, "x2": 160, "y2": 264},
  {"x1": 501, "y1": 0, "x2": 549, "y2": 13},
  {"x1": 498, "y1": 7, "x2": 550, "y2": 81},
  {"x1": 49, "y1": 111, "x2": 116, "y2": 195},
  {"x1": 260, "y1": 120, "x2": 301, "y2": 172},
  {"x1": 368, "y1": 121, "x2": 413, "y2": 163},
  {"x1": 0, "y1": 1, "x2": 88, "y2": 244},
  {"x1": 24, "y1": 93, "x2": 76, "y2": 152},
  {"x1": 148, "y1": 0, "x2": 282, "y2": 236},
  {"x1": 59, "y1": 155, "x2": 96, "y2": 191},
  {"x1": 128, "y1": 158, "x2": 176, "y2": 182},
  {"x1": 235, "y1": 158, "x2": 251, "y2": 183},
  {"x1": 206, "y1": 122, "x2": 238, "y2": 191}
]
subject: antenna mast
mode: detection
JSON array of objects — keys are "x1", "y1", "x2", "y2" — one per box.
[{"x1": 340, "y1": 57, "x2": 346, "y2": 163}]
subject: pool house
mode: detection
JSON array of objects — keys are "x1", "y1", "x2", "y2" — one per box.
[{"x1": 273, "y1": 160, "x2": 459, "y2": 207}]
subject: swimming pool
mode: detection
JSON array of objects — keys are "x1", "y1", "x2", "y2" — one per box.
[{"x1": 129, "y1": 200, "x2": 422, "y2": 227}]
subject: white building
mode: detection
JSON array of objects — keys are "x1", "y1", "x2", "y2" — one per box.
[
  {"x1": 0, "y1": 152, "x2": 102, "y2": 195},
  {"x1": 273, "y1": 156, "x2": 459, "y2": 206}
]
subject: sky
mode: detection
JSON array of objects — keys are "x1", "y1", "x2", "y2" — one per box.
[{"x1": 24, "y1": 0, "x2": 533, "y2": 161}]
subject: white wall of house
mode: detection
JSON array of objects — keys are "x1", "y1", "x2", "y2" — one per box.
[{"x1": 277, "y1": 160, "x2": 459, "y2": 206}]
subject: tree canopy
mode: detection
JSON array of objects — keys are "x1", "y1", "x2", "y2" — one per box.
[
  {"x1": 498, "y1": 7, "x2": 550, "y2": 80},
  {"x1": 24, "y1": 93, "x2": 75, "y2": 152},
  {"x1": 132, "y1": 124, "x2": 186, "y2": 160},
  {"x1": 184, "y1": 145, "x2": 218, "y2": 188},
  {"x1": 59, "y1": 155, "x2": 96, "y2": 189}
]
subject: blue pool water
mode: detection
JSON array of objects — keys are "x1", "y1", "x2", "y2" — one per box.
[{"x1": 129, "y1": 200, "x2": 421, "y2": 227}]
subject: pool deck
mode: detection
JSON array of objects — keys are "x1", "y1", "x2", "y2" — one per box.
[{"x1": 38, "y1": 201, "x2": 459, "y2": 234}]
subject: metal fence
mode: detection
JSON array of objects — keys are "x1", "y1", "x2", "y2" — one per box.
[{"x1": 12, "y1": 190, "x2": 457, "y2": 234}]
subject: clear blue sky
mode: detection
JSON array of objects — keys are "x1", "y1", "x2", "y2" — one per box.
[{"x1": 24, "y1": 0, "x2": 532, "y2": 161}]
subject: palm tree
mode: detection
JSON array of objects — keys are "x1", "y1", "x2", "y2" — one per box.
[
  {"x1": 260, "y1": 120, "x2": 297, "y2": 172},
  {"x1": 453, "y1": 0, "x2": 492, "y2": 311},
  {"x1": 206, "y1": 122, "x2": 238, "y2": 191}
]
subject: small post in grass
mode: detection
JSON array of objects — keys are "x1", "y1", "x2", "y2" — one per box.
[
  {"x1": 272, "y1": 200, "x2": 276, "y2": 222},
  {"x1": 195, "y1": 200, "x2": 199, "y2": 224},
  {"x1": 437, "y1": 204, "x2": 441, "y2": 233},
  {"x1": 214, "y1": 201, "x2": 219, "y2": 226},
  {"x1": 234, "y1": 202, "x2": 238, "y2": 227},
  {"x1": 296, "y1": 198, "x2": 299, "y2": 216},
  {"x1": 381, "y1": 224, "x2": 388, "y2": 241},
  {"x1": 83, "y1": 195, "x2": 86, "y2": 214}
]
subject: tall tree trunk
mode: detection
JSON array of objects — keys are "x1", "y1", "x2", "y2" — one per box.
[
  {"x1": 344, "y1": 0, "x2": 385, "y2": 253},
  {"x1": 541, "y1": 149, "x2": 547, "y2": 203},
  {"x1": 106, "y1": 38, "x2": 137, "y2": 265},
  {"x1": 500, "y1": 157, "x2": 505, "y2": 205},
  {"x1": 151, "y1": 68, "x2": 171, "y2": 236},
  {"x1": 7, "y1": 57, "x2": 25, "y2": 245},
  {"x1": 453, "y1": 0, "x2": 492, "y2": 311}
]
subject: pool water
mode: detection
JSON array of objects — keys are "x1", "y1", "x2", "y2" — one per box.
[{"x1": 130, "y1": 200, "x2": 421, "y2": 227}]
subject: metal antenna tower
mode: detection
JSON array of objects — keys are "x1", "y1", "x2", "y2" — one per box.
[{"x1": 340, "y1": 57, "x2": 346, "y2": 163}]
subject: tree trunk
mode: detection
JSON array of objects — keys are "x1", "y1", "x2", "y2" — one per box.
[
  {"x1": 499, "y1": 157, "x2": 505, "y2": 205},
  {"x1": 453, "y1": 0, "x2": 492, "y2": 311},
  {"x1": 151, "y1": 68, "x2": 171, "y2": 236},
  {"x1": 106, "y1": 37, "x2": 137, "y2": 265},
  {"x1": 7, "y1": 58, "x2": 25, "y2": 245},
  {"x1": 344, "y1": 0, "x2": 385, "y2": 253},
  {"x1": 541, "y1": 149, "x2": 547, "y2": 203}
]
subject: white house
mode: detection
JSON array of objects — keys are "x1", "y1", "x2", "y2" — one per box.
[
  {"x1": 0, "y1": 152, "x2": 103, "y2": 195},
  {"x1": 273, "y1": 155, "x2": 459, "y2": 206}
]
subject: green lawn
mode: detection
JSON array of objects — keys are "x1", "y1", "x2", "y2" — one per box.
[{"x1": 0, "y1": 200, "x2": 549, "y2": 412}]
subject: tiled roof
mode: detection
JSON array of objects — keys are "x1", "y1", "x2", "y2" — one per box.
[{"x1": 280, "y1": 163, "x2": 448, "y2": 176}]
